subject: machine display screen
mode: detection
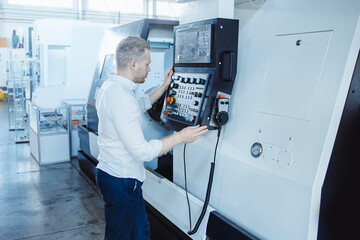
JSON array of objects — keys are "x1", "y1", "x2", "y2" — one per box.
[
  {"x1": 174, "y1": 24, "x2": 212, "y2": 64},
  {"x1": 99, "y1": 54, "x2": 115, "y2": 85}
]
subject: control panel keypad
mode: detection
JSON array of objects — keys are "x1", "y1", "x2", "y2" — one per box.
[{"x1": 162, "y1": 72, "x2": 209, "y2": 125}]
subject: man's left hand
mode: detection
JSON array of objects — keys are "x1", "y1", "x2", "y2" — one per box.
[{"x1": 162, "y1": 66, "x2": 174, "y2": 90}]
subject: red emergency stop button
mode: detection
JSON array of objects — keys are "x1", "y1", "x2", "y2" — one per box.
[{"x1": 166, "y1": 96, "x2": 174, "y2": 104}]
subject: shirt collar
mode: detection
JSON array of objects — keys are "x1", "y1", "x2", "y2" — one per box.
[{"x1": 108, "y1": 73, "x2": 137, "y2": 92}]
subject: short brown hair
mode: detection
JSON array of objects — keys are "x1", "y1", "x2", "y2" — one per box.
[{"x1": 115, "y1": 36, "x2": 150, "y2": 70}]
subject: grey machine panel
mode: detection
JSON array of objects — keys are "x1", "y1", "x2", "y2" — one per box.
[{"x1": 87, "y1": 19, "x2": 179, "y2": 134}]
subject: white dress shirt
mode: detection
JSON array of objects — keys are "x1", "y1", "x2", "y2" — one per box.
[{"x1": 95, "y1": 73, "x2": 162, "y2": 182}]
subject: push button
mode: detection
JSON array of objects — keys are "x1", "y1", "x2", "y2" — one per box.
[
  {"x1": 166, "y1": 96, "x2": 174, "y2": 104},
  {"x1": 170, "y1": 82, "x2": 179, "y2": 89}
]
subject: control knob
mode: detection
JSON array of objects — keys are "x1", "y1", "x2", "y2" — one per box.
[
  {"x1": 170, "y1": 82, "x2": 179, "y2": 89},
  {"x1": 193, "y1": 100, "x2": 199, "y2": 106},
  {"x1": 216, "y1": 111, "x2": 229, "y2": 126},
  {"x1": 195, "y1": 92, "x2": 202, "y2": 98}
]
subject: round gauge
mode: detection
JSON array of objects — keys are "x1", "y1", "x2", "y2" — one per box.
[{"x1": 250, "y1": 142, "x2": 263, "y2": 158}]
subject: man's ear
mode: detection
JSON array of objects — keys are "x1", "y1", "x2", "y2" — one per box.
[{"x1": 129, "y1": 60, "x2": 136, "y2": 70}]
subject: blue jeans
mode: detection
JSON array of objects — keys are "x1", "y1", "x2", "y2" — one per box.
[{"x1": 96, "y1": 169, "x2": 150, "y2": 240}]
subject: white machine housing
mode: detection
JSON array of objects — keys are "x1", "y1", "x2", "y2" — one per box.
[{"x1": 141, "y1": 0, "x2": 360, "y2": 240}]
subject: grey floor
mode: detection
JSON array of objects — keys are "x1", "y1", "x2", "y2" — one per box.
[{"x1": 0, "y1": 99, "x2": 105, "y2": 240}]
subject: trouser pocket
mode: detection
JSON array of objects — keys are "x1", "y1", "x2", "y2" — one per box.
[
  {"x1": 131, "y1": 179, "x2": 137, "y2": 193},
  {"x1": 96, "y1": 170, "x2": 137, "y2": 206}
]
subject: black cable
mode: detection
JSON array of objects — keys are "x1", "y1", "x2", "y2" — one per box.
[
  {"x1": 183, "y1": 143, "x2": 192, "y2": 231},
  {"x1": 187, "y1": 126, "x2": 222, "y2": 235}
]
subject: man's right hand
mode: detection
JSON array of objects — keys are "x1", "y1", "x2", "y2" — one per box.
[
  {"x1": 178, "y1": 125, "x2": 208, "y2": 143},
  {"x1": 159, "y1": 125, "x2": 208, "y2": 156}
]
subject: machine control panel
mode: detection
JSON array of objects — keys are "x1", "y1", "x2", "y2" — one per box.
[
  {"x1": 163, "y1": 72, "x2": 209, "y2": 125},
  {"x1": 160, "y1": 18, "x2": 239, "y2": 131}
]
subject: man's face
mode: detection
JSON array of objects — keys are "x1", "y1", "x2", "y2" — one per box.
[{"x1": 134, "y1": 49, "x2": 151, "y2": 84}]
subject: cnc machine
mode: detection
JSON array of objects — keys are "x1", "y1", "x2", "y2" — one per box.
[{"x1": 78, "y1": 0, "x2": 360, "y2": 239}]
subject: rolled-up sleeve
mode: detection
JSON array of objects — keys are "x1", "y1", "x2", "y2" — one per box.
[
  {"x1": 111, "y1": 94, "x2": 162, "y2": 162},
  {"x1": 137, "y1": 94, "x2": 152, "y2": 112}
]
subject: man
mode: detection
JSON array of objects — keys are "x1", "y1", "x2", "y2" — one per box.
[{"x1": 95, "y1": 36, "x2": 208, "y2": 240}]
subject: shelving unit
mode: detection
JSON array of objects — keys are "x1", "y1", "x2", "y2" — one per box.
[
  {"x1": 6, "y1": 60, "x2": 36, "y2": 143},
  {"x1": 62, "y1": 99, "x2": 87, "y2": 158}
]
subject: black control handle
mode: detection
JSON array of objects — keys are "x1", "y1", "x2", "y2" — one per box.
[{"x1": 222, "y1": 51, "x2": 236, "y2": 82}]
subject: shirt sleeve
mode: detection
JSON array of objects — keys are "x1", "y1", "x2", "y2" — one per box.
[
  {"x1": 111, "y1": 94, "x2": 162, "y2": 162},
  {"x1": 137, "y1": 94, "x2": 152, "y2": 112}
]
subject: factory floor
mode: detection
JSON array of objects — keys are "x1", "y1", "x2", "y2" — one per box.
[{"x1": 0, "y1": 99, "x2": 105, "y2": 239}]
